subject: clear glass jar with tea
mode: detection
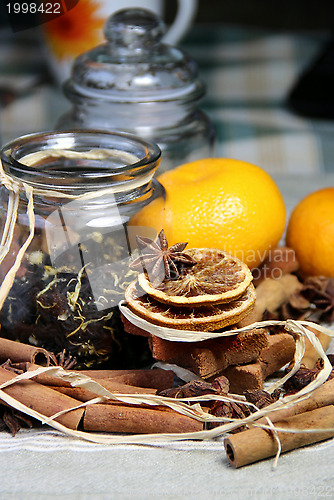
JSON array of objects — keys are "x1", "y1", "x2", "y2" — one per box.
[{"x1": 0, "y1": 130, "x2": 163, "y2": 367}]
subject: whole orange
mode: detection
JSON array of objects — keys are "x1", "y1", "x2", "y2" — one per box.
[
  {"x1": 286, "y1": 187, "x2": 334, "y2": 277},
  {"x1": 130, "y1": 158, "x2": 286, "y2": 268}
]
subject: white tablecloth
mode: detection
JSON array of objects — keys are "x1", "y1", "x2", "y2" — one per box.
[{"x1": 1, "y1": 427, "x2": 334, "y2": 499}]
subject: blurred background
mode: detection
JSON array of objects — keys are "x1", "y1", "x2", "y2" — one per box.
[{"x1": 2, "y1": 0, "x2": 334, "y2": 30}]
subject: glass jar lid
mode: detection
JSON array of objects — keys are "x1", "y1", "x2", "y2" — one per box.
[{"x1": 63, "y1": 8, "x2": 205, "y2": 104}]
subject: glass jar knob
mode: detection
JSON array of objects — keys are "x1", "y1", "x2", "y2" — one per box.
[{"x1": 103, "y1": 8, "x2": 165, "y2": 55}]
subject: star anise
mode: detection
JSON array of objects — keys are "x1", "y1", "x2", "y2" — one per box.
[
  {"x1": 243, "y1": 388, "x2": 281, "y2": 409},
  {"x1": 158, "y1": 379, "x2": 219, "y2": 398},
  {"x1": 284, "y1": 358, "x2": 334, "y2": 394},
  {"x1": 0, "y1": 404, "x2": 34, "y2": 436},
  {"x1": 0, "y1": 362, "x2": 34, "y2": 436},
  {"x1": 209, "y1": 397, "x2": 251, "y2": 431},
  {"x1": 49, "y1": 349, "x2": 77, "y2": 370},
  {"x1": 0, "y1": 359, "x2": 25, "y2": 375},
  {"x1": 280, "y1": 276, "x2": 334, "y2": 323},
  {"x1": 130, "y1": 229, "x2": 196, "y2": 283}
]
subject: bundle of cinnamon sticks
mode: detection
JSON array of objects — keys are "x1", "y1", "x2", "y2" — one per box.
[
  {"x1": 1, "y1": 335, "x2": 334, "y2": 470},
  {"x1": 0, "y1": 337, "x2": 203, "y2": 434}
]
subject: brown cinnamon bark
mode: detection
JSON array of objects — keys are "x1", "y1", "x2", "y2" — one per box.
[
  {"x1": 83, "y1": 403, "x2": 203, "y2": 434},
  {"x1": 252, "y1": 247, "x2": 299, "y2": 287},
  {"x1": 258, "y1": 376, "x2": 334, "y2": 425},
  {"x1": 76, "y1": 368, "x2": 174, "y2": 391},
  {"x1": 147, "y1": 329, "x2": 269, "y2": 378},
  {"x1": 25, "y1": 364, "x2": 174, "y2": 391},
  {"x1": 24, "y1": 364, "x2": 73, "y2": 387},
  {"x1": 225, "y1": 405, "x2": 334, "y2": 468},
  {"x1": 51, "y1": 384, "x2": 156, "y2": 402},
  {"x1": 301, "y1": 327, "x2": 331, "y2": 369},
  {"x1": 251, "y1": 274, "x2": 303, "y2": 322},
  {"x1": 221, "y1": 333, "x2": 296, "y2": 393},
  {"x1": 0, "y1": 367, "x2": 84, "y2": 429},
  {"x1": 0, "y1": 338, "x2": 51, "y2": 365}
]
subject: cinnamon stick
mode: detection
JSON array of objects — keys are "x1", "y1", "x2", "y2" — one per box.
[
  {"x1": 51, "y1": 384, "x2": 156, "y2": 402},
  {"x1": 76, "y1": 368, "x2": 174, "y2": 391},
  {"x1": 76, "y1": 369, "x2": 164, "y2": 378},
  {"x1": 225, "y1": 405, "x2": 334, "y2": 468},
  {"x1": 24, "y1": 364, "x2": 73, "y2": 387},
  {"x1": 0, "y1": 367, "x2": 84, "y2": 429},
  {"x1": 258, "y1": 376, "x2": 334, "y2": 425},
  {"x1": 25, "y1": 365, "x2": 159, "y2": 394},
  {"x1": 83, "y1": 403, "x2": 203, "y2": 434},
  {"x1": 25, "y1": 364, "x2": 174, "y2": 391},
  {"x1": 251, "y1": 274, "x2": 303, "y2": 322},
  {"x1": 252, "y1": 247, "x2": 299, "y2": 287},
  {"x1": 301, "y1": 327, "x2": 332, "y2": 369},
  {"x1": 0, "y1": 338, "x2": 50, "y2": 365}
]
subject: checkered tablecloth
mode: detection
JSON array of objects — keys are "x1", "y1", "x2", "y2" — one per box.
[
  {"x1": 1, "y1": 25, "x2": 333, "y2": 174},
  {"x1": 182, "y1": 27, "x2": 333, "y2": 175}
]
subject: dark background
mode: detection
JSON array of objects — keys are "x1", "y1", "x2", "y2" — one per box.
[
  {"x1": 1, "y1": 0, "x2": 334, "y2": 31},
  {"x1": 168, "y1": 0, "x2": 334, "y2": 30}
]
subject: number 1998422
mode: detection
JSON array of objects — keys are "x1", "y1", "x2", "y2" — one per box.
[{"x1": 6, "y1": 2, "x2": 61, "y2": 14}]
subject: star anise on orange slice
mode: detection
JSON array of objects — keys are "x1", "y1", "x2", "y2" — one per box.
[
  {"x1": 124, "y1": 280, "x2": 256, "y2": 331},
  {"x1": 130, "y1": 229, "x2": 196, "y2": 283},
  {"x1": 137, "y1": 248, "x2": 253, "y2": 307}
]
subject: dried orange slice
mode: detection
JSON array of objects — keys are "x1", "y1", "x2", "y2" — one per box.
[
  {"x1": 125, "y1": 280, "x2": 256, "y2": 331},
  {"x1": 137, "y1": 248, "x2": 253, "y2": 307}
]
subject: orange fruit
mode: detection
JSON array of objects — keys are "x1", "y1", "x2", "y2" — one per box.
[
  {"x1": 130, "y1": 158, "x2": 286, "y2": 268},
  {"x1": 286, "y1": 187, "x2": 334, "y2": 277}
]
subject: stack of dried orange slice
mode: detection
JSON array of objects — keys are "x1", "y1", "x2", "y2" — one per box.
[{"x1": 125, "y1": 231, "x2": 256, "y2": 332}]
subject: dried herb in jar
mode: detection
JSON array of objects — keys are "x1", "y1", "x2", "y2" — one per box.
[{"x1": 0, "y1": 232, "x2": 152, "y2": 369}]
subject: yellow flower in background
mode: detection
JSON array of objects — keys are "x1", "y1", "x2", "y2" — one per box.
[{"x1": 43, "y1": 0, "x2": 105, "y2": 60}]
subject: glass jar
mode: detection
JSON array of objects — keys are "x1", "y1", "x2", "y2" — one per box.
[
  {"x1": 0, "y1": 130, "x2": 163, "y2": 368},
  {"x1": 56, "y1": 8, "x2": 215, "y2": 174}
]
